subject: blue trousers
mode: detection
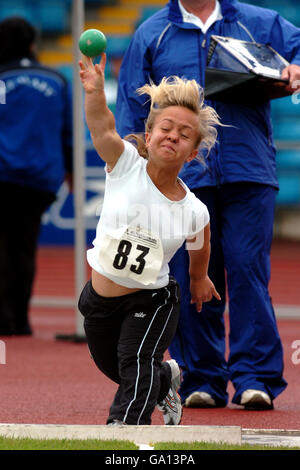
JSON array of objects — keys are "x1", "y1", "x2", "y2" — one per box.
[{"x1": 169, "y1": 183, "x2": 287, "y2": 405}]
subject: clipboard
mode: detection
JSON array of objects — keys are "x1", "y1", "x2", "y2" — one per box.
[{"x1": 205, "y1": 35, "x2": 290, "y2": 104}]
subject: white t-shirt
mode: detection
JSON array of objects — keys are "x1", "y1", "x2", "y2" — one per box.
[{"x1": 87, "y1": 140, "x2": 210, "y2": 289}]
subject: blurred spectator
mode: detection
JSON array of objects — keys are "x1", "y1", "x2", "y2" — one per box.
[{"x1": 0, "y1": 17, "x2": 72, "y2": 335}]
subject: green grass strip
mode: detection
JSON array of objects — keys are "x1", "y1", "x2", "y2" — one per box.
[
  {"x1": 0, "y1": 436, "x2": 138, "y2": 450},
  {"x1": 154, "y1": 441, "x2": 300, "y2": 451},
  {"x1": 0, "y1": 436, "x2": 299, "y2": 451}
]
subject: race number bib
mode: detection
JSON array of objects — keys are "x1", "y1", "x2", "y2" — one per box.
[{"x1": 98, "y1": 226, "x2": 163, "y2": 285}]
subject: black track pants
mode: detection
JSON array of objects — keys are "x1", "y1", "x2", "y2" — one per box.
[
  {"x1": 78, "y1": 277, "x2": 180, "y2": 424},
  {"x1": 0, "y1": 182, "x2": 55, "y2": 334}
]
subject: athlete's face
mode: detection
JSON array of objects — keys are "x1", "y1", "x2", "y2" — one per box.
[{"x1": 145, "y1": 106, "x2": 199, "y2": 168}]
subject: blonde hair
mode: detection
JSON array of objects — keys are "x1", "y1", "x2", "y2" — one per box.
[{"x1": 126, "y1": 76, "x2": 221, "y2": 159}]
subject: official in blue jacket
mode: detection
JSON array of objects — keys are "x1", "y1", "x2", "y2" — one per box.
[
  {"x1": 116, "y1": 0, "x2": 300, "y2": 409},
  {"x1": 0, "y1": 17, "x2": 72, "y2": 335}
]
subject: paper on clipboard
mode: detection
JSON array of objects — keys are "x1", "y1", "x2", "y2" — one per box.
[{"x1": 205, "y1": 35, "x2": 290, "y2": 104}]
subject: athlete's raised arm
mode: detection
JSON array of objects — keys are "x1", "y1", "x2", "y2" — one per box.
[{"x1": 79, "y1": 53, "x2": 124, "y2": 171}]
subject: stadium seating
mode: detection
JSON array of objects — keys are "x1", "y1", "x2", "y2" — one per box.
[
  {"x1": 277, "y1": 174, "x2": 300, "y2": 205},
  {"x1": 0, "y1": 0, "x2": 70, "y2": 33},
  {"x1": 272, "y1": 96, "x2": 300, "y2": 118},
  {"x1": 135, "y1": 6, "x2": 162, "y2": 28},
  {"x1": 273, "y1": 119, "x2": 300, "y2": 142},
  {"x1": 0, "y1": 0, "x2": 36, "y2": 25},
  {"x1": 105, "y1": 34, "x2": 132, "y2": 58},
  {"x1": 36, "y1": 0, "x2": 69, "y2": 34},
  {"x1": 276, "y1": 150, "x2": 300, "y2": 171},
  {"x1": 241, "y1": 0, "x2": 300, "y2": 26}
]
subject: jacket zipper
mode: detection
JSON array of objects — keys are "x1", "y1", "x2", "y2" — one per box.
[{"x1": 201, "y1": 32, "x2": 222, "y2": 187}]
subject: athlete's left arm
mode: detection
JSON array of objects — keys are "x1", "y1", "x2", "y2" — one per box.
[{"x1": 187, "y1": 223, "x2": 221, "y2": 313}]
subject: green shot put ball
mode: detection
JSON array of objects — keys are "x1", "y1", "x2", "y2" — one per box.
[{"x1": 79, "y1": 29, "x2": 107, "y2": 57}]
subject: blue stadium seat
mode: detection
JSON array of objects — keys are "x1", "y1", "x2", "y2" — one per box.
[
  {"x1": 58, "y1": 64, "x2": 73, "y2": 83},
  {"x1": 276, "y1": 150, "x2": 300, "y2": 171},
  {"x1": 0, "y1": 0, "x2": 37, "y2": 25},
  {"x1": 106, "y1": 35, "x2": 132, "y2": 59},
  {"x1": 272, "y1": 97, "x2": 300, "y2": 119},
  {"x1": 136, "y1": 7, "x2": 161, "y2": 27},
  {"x1": 273, "y1": 118, "x2": 300, "y2": 141},
  {"x1": 277, "y1": 174, "x2": 300, "y2": 205},
  {"x1": 260, "y1": 1, "x2": 300, "y2": 26},
  {"x1": 277, "y1": 6, "x2": 300, "y2": 26},
  {"x1": 240, "y1": 0, "x2": 266, "y2": 6},
  {"x1": 85, "y1": 0, "x2": 117, "y2": 4},
  {"x1": 34, "y1": 0, "x2": 69, "y2": 34}
]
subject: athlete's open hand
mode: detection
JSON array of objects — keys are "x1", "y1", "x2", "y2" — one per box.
[
  {"x1": 190, "y1": 276, "x2": 221, "y2": 313},
  {"x1": 79, "y1": 53, "x2": 106, "y2": 93}
]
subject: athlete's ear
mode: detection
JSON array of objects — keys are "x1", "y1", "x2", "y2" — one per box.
[
  {"x1": 186, "y1": 149, "x2": 198, "y2": 162},
  {"x1": 145, "y1": 132, "x2": 151, "y2": 147}
]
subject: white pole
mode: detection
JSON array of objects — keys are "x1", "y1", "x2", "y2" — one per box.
[
  {"x1": 56, "y1": 0, "x2": 86, "y2": 341},
  {"x1": 72, "y1": 0, "x2": 86, "y2": 339}
]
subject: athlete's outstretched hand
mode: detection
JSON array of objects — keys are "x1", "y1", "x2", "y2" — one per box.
[{"x1": 79, "y1": 53, "x2": 106, "y2": 94}]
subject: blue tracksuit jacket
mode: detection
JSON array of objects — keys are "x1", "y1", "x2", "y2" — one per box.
[
  {"x1": 116, "y1": 0, "x2": 300, "y2": 190},
  {"x1": 0, "y1": 58, "x2": 72, "y2": 194}
]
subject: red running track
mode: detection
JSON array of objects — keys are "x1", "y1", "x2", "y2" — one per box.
[{"x1": 0, "y1": 239, "x2": 299, "y2": 429}]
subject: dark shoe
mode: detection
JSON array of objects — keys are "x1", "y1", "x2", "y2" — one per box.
[
  {"x1": 0, "y1": 327, "x2": 14, "y2": 336},
  {"x1": 14, "y1": 326, "x2": 32, "y2": 335},
  {"x1": 0, "y1": 325, "x2": 32, "y2": 336}
]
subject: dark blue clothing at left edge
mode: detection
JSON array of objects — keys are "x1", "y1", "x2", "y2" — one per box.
[{"x1": 0, "y1": 58, "x2": 72, "y2": 194}]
